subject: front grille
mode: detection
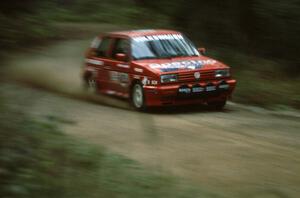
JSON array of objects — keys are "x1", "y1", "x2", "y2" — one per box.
[{"x1": 178, "y1": 71, "x2": 215, "y2": 82}]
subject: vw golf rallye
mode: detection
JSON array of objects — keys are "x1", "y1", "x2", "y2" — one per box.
[{"x1": 83, "y1": 29, "x2": 236, "y2": 110}]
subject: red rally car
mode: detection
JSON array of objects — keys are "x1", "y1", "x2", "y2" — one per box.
[{"x1": 83, "y1": 29, "x2": 236, "y2": 110}]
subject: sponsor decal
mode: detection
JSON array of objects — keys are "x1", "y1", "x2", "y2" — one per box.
[
  {"x1": 149, "y1": 60, "x2": 216, "y2": 72},
  {"x1": 151, "y1": 80, "x2": 158, "y2": 85},
  {"x1": 110, "y1": 71, "x2": 119, "y2": 82},
  {"x1": 132, "y1": 29, "x2": 155, "y2": 33},
  {"x1": 132, "y1": 76, "x2": 156, "y2": 86},
  {"x1": 117, "y1": 64, "x2": 130, "y2": 68},
  {"x1": 106, "y1": 90, "x2": 116, "y2": 95},
  {"x1": 179, "y1": 87, "x2": 191, "y2": 94},
  {"x1": 109, "y1": 71, "x2": 129, "y2": 86},
  {"x1": 142, "y1": 77, "x2": 148, "y2": 85},
  {"x1": 133, "y1": 34, "x2": 184, "y2": 42},
  {"x1": 206, "y1": 85, "x2": 216, "y2": 92},
  {"x1": 141, "y1": 77, "x2": 157, "y2": 86},
  {"x1": 192, "y1": 87, "x2": 204, "y2": 93},
  {"x1": 134, "y1": 68, "x2": 143, "y2": 73},
  {"x1": 119, "y1": 73, "x2": 129, "y2": 83},
  {"x1": 219, "y1": 84, "x2": 229, "y2": 89},
  {"x1": 86, "y1": 59, "x2": 103, "y2": 65}
]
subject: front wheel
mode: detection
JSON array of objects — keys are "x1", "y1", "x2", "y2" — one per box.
[
  {"x1": 207, "y1": 100, "x2": 227, "y2": 110},
  {"x1": 131, "y1": 83, "x2": 146, "y2": 111}
]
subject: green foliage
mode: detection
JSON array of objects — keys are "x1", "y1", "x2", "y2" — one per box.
[
  {"x1": 0, "y1": 8, "x2": 54, "y2": 50},
  {"x1": 208, "y1": 48, "x2": 300, "y2": 108},
  {"x1": 0, "y1": 0, "x2": 170, "y2": 52},
  {"x1": 49, "y1": 0, "x2": 171, "y2": 27},
  {"x1": 0, "y1": 105, "x2": 101, "y2": 197}
]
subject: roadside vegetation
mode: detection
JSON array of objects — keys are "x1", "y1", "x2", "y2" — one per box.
[
  {"x1": 0, "y1": 89, "x2": 217, "y2": 198},
  {"x1": 210, "y1": 48, "x2": 300, "y2": 109}
]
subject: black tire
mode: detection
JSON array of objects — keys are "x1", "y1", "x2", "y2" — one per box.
[
  {"x1": 208, "y1": 100, "x2": 227, "y2": 110},
  {"x1": 84, "y1": 75, "x2": 98, "y2": 93},
  {"x1": 131, "y1": 82, "x2": 147, "y2": 111}
]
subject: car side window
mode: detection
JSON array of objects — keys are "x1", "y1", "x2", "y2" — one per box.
[
  {"x1": 112, "y1": 38, "x2": 130, "y2": 60},
  {"x1": 96, "y1": 37, "x2": 112, "y2": 58}
]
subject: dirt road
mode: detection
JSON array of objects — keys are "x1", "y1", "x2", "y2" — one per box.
[{"x1": 3, "y1": 36, "x2": 300, "y2": 198}]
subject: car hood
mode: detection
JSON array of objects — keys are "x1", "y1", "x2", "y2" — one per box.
[{"x1": 133, "y1": 56, "x2": 228, "y2": 73}]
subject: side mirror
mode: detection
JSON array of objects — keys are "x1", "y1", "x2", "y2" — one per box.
[
  {"x1": 198, "y1": 48, "x2": 206, "y2": 55},
  {"x1": 116, "y1": 53, "x2": 127, "y2": 62}
]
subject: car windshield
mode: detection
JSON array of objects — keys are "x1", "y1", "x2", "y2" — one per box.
[{"x1": 131, "y1": 34, "x2": 199, "y2": 60}]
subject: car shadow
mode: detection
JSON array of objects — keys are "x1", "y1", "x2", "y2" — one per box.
[
  {"x1": 93, "y1": 94, "x2": 235, "y2": 115},
  {"x1": 146, "y1": 104, "x2": 234, "y2": 115}
]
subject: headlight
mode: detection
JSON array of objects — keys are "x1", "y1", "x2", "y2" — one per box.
[
  {"x1": 160, "y1": 74, "x2": 178, "y2": 83},
  {"x1": 215, "y1": 69, "x2": 230, "y2": 78}
]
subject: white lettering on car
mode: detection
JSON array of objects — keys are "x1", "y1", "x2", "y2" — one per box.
[
  {"x1": 151, "y1": 80, "x2": 158, "y2": 85},
  {"x1": 86, "y1": 59, "x2": 104, "y2": 65},
  {"x1": 106, "y1": 90, "x2": 116, "y2": 95},
  {"x1": 117, "y1": 64, "x2": 130, "y2": 68},
  {"x1": 142, "y1": 77, "x2": 148, "y2": 85},
  {"x1": 133, "y1": 34, "x2": 184, "y2": 42},
  {"x1": 149, "y1": 60, "x2": 217, "y2": 71},
  {"x1": 134, "y1": 68, "x2": 143, "y2": 73}
]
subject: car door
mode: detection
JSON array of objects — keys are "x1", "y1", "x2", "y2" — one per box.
[
  {"x1": 106, "y1": 37, "x2": 131, "y2": 96},
  {"x1": 89, "y1": 36, "x2": 114, "y2": 93}
]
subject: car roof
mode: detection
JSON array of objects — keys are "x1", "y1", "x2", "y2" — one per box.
[{"x1": 106, "y1": 29, "x2": 182, "y2": 38}]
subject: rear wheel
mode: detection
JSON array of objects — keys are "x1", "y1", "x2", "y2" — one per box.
[
  {"x1": 131, "y1": 83, "x2": 146, "y2": 111},
  {"x1": 84, "y1": 75, "x2": 98, "y2": 93},
  {"x1": 208, "y1": 100, "x2": 227, "y2": 110}
]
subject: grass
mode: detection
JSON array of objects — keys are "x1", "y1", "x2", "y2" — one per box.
[{"x1": 0, "y1": 97, "x2": 220, "y2": 198}]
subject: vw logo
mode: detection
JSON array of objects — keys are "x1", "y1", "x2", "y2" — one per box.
[{"x1": 194, "y1": 72, "x2": 201, "y2": 79}]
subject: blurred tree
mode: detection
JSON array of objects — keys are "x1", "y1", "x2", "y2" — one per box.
[{"x1": 0, "y1": 0, "x2": 43, "y2": 15}]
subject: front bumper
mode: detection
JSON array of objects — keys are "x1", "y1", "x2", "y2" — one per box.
[{"x1": 144, "y1": 79, "x2": 237, "y2": 106}]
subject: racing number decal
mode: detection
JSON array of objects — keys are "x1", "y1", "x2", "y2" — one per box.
[{"x1": 109, "y1": 71, "x2": 129, "y2": 87}]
